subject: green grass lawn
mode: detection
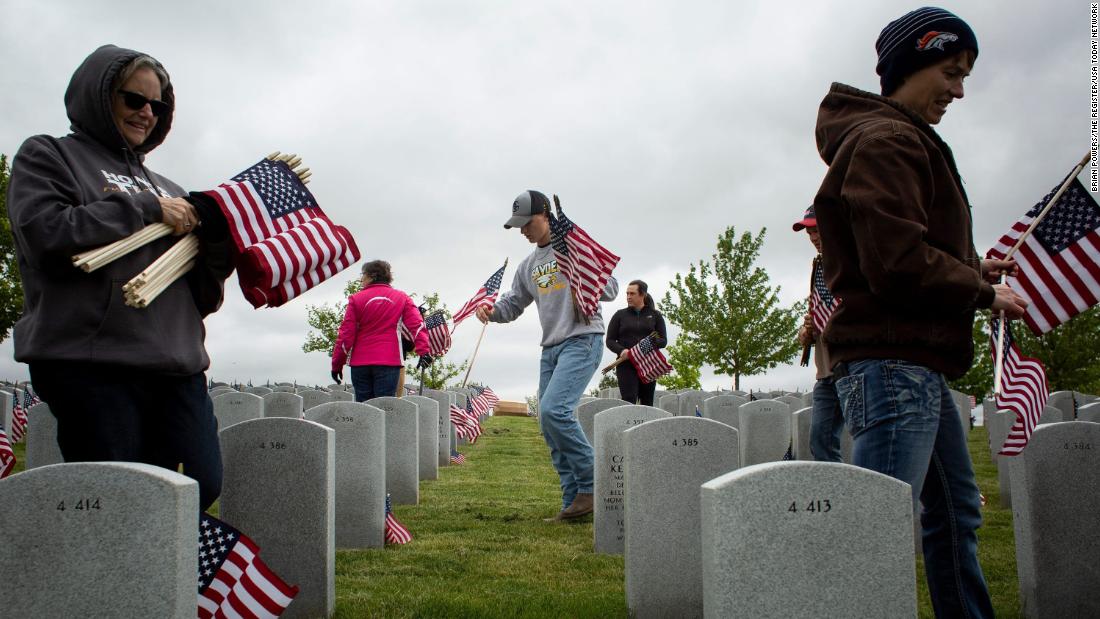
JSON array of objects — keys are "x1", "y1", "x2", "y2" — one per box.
[{"x1": 6, "y1": 416, "x2": 1020, "y2": 617}]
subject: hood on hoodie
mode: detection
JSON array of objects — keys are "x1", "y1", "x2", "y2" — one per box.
[
  {"x1": 63, "y1": 44, "x2": 174, "y2": 158},
  {"x1": 814, "y1": 83, "x2": 949, "y2": 167}
]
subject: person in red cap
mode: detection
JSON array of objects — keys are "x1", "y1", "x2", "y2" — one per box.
[{"x1": 793, "y1": 206, "x2": 844, "y2": 463}]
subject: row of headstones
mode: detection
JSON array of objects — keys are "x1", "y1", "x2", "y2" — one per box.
[
  {"x1": 577, "y1": 396, "x2": 852, "y2": 467},
  {"x1": 2, "y1": 387, "x2": 486, "y2": 618},
  {"x1": 594, "y1": 386, "x2": 809, "y2": 405},
  {"x1": 582, "y1": 403, "x2": 1100, "y2": 617},
  {"x1": 982, "y1": 391, "x2": 1100, "y2": 511}
]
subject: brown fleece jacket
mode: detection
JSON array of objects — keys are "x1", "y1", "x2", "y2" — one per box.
[{"x1": 812, "y1": 83, "x2": 995, "y2": 380}]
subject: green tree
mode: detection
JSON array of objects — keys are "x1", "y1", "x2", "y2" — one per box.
[
  {"x1": 302, "y1": 277, "x2": 361, "y2": 354},
  {"x1": 589, "y1": 371, "x2": 619, "y2": 396},
  {"x1": 951, "y1": 307, "x2": 1100, "y2": 398},
  {"x1": 0, "y1": 155, "x2": 24, "y2": 342},
  {"x1": 661, "y1": 226, "x2": 803, "y2": 390},
  {"x1": 658, "y1": 339, "x2": 703, "y2": 390}
]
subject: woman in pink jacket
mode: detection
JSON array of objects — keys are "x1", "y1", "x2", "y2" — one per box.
[{"x1": 331, "y1": 260, "x2": 431, "y2": 402}]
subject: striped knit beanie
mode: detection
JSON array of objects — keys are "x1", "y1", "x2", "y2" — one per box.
[{"x1": 875, "y1": 7, "x2": 978, "y2": 95}]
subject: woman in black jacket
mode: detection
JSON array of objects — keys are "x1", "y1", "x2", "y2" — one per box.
[{"x1": 605, "y1": 280, "x2": 667, "y2": 405}]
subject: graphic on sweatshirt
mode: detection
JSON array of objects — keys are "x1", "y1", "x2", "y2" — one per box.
[
  {"x1": 101, "y1": 169, "x2": 172, "y2": 198},
  {"x1": 532, "y1": 258, "x2": 566, "y2": 295}
]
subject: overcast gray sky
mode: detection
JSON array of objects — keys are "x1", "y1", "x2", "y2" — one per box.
[{"x1": 0, "y1": 0, "x2": 1088, "y2": 401}]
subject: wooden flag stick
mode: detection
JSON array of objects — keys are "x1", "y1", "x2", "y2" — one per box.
[
  {"x1": 461, "y1": 321, "x2": 488, "y2": 389},
  {"x1": 993, "y1": 150, "x2": 1091, "y2": 395}
]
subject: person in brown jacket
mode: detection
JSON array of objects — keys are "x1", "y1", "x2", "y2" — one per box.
[{"x1": 813, "y1": 8, "x2": 1026, "y2": 618}]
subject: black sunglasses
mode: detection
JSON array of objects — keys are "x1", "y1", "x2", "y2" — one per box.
[{"x1": 117, "y1": 90, "x2": 171, "y2": 117}]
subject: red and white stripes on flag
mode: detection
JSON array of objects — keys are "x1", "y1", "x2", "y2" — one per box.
[
  {"x1": 449, "y1": 403, "x2": 482, "y2": 442},
  {"x1": 205, "y1": 159, "x2": 361, "y2": 308},
  {"x1": 986, "y1": 168, "x2": 1100, "y2": 334},
  {"x1": 10, "y1": 395, "x2": 27, "y2": 444},
  {"x1": 627, "y1": 335, "x2": 672, "y2": 384},
  {"x1": 384, "y1": 494, "x2": 412, "y2": 545},
  {"x1": 197, "y1": 513, "x2": 298, "y2": 619},
  {"x1": 423, "y1": 310, "x2": 452, "y2": 357},
  {"x1": 809, "y1": 256, "x2": 841, "y2": 334},
  {"x1": 990, "y1": 316, "x2": 1049, "y2": 456},
  {"x1": 548, "y1": 199, "x2": 619, "y2": 318},
  {"x1": 0, "y1": 428, "x2": 15, "y2": 478}
]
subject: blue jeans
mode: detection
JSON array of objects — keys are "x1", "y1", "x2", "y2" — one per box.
[
  {"x1": 351, "y1": 365, "x2": 401, "y2": 402},
  {"x1": 29, "y1": 361, "x2": 222, "y2": 511},
  {"x1": 810, "y1": 376, "x2": 844, "y2": 462},
  {"x1": 834, "y1": 359, "x2": 993, "y2": 619},
  {"x1": 539, "y1": 333, "x2": 602, "y2": 510}
]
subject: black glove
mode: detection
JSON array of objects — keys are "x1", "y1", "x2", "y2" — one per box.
[
  {"x1": 331, "y1": 370, "x2": 342, "y2": 384},
  {"x1": 185, "y1": 192, "x2": 230, "y2": 242},
  {"x1": 416, "y1": 354, "x2": 434, "y2": 370}
]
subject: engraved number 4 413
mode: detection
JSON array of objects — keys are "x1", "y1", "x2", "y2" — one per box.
[{"x1": 788, "y1": 499, "x2": 831, "y2": 513}]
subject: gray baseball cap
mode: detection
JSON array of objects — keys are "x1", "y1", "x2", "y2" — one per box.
[{"x1": 504, "y1": 190, "x2": 551, "y2": 229}]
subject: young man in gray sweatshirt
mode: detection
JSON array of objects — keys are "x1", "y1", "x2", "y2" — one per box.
[{"x1": 476, "y1": 190, "x2": 618, "y2": 521}]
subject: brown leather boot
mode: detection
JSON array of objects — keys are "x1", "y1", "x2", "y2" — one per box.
[{"x1": 559, "y1": 493, "x2": 594, "y2": 520}]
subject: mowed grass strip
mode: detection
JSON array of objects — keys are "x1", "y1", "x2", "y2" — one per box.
[
  {"x1": 6, "y1": 412, "x2": 1021, "y2": 617},
  {"x1": 336, "y1": 417, "x2": 626, "y2": 617}
]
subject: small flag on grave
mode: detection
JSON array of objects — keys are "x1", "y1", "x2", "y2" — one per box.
[
  {"x1": 384, "y1": 494, "x2": 412, "y2": 545},
  {"x1": 197, "y1": 512, "x2": 298, "y2": 618}
]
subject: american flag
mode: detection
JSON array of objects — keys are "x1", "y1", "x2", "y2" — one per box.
[
  {"x1": 10, "y1": 392, "x2": 27, "y2": 444},
  {"x1": 452, "y1": 263, "x2": 506, "y2": 327},
  {"x1": 384, "y1": 494, "x2": 412, "y2": 545},
  {"x1": 205, "y1": 159, "x2": 361, "y2": 309},
  {"x1": 782, "y1": 442, "x2": 793, "y2": 461},
  {"x1": 548, "y1": 198, "x2": 620, "y2": 317},
  {"x1": 450, "y1": 449, "x2": 466, "y2": 465},
  {"x1": 423, "y1": 310, "x2": 452, "y2": 356},
  {"x1": 197, "y1": 512, "x2": 298, "y2": 619},
  {"x1": 990, "y1": 315, "x2": 1049, "y2": 456},
  {"x1": 627, "y1": 334, "x2": 672, "y2": 384},
  {"x1": 809, "y1": 256, "x2": 841, "y2": 334},
  {"x1": 468, "y1": 385, "x2": 497, "y2": 417},
  {"x1": 449, "y1": 403, "x2": 481, "y2": 442},
  {"x1": 987, "y1": 168, "x2": 1100, "y2": 334},
  {"x1": 480, "y1": 386, "x2": 499, "y2": 408},
  {"x1": 0, "y1": 427, "x2": 15, "y2": 478}
]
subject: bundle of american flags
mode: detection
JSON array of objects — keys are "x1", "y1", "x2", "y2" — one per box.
[
  {"x1": 197, "y1": 512, "x2": 298, "y2": 618},
  {"x1": 384, "y1": 494, "x2": 412, "y2": 545},
  {"x1": 627, "y1": 334, "x2": 672, "y2": 384},
  {"x1": 449, "y1": 402, "x2": 482, "y2": 443},
  {"x1": 989, "y1": 315, "x2": 1049, "y2": 456},
  {"x1": 204, "y1": 155, "x2": 361, "y2": 308},
  {"x1": 548, "y1": 195, "x2": 619, "y2": 318},
  {"x1": 452, "y1": 262, "x2": 507, "y2": 327},
  {"x1": 986, "y1": 157, "x2": 1100, "y2": 335}
]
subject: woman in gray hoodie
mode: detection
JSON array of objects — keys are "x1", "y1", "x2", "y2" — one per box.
[{"x1": 7, "y1": 44, "x2": 234, "y2": 510}]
